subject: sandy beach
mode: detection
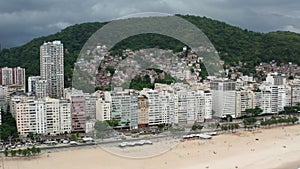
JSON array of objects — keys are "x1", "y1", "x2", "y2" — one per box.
[{"x1": 2, "y1": 125, "x2": 300, "y2": 169}]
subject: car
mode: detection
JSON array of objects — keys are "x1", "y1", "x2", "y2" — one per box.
[
  {"x1": 62, "y1": 140, "x2": 69, "y2": 144},
  {"x1": 69, "y1": 141, "x2": 78, "y2": 145},
  {"x1": 82, "y1": 137, "x2": 93, "y2": 142}
]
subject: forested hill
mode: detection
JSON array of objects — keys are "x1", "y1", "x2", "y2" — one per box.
[{"x1": 1, "y1": 14, "x2": 300, "y2": 87}]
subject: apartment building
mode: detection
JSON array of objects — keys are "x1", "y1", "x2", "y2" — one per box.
[
  {"x1": 96, "y1": 99, "x2": 111, "y2": 121},
  {"x1": 211, "y1": 80, "x2": 237, "y2": 118},
  {"x1": 15, "y1": 99, "x2": 47, "y2": 136},
  {"x1": 0, "y1": 67, "x2": 26, "y2": 91},
  {"x1": 28, "y1": 76, "x2": 41, "y2": 94},
  {"x1": 137, "y1": 95, "x2": 149, "y2": 128},
  {"x1": 111, "y1": 90, "x2": 138, "y2": 129},
  {"x1": 40, "y1": 41, "x2": 64, "y2": 98},
  {"x1": 235, "y1": 89, "x2": 254, "y2": 117},
  {"x1": 70, "y1": 94, "x2": 86, "y2": 132},
  {"x1": 254, "y1": 90, "x2": 272, "y2": 114},
  {"x1": 13, "y1": 96, "x2": 71, "y2": 136}
]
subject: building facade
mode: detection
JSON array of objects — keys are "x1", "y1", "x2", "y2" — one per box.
[
  {"x1": 111, "y1": 90, "x2": 138, "y2": 129},
  {"x1": 28, "y1": 76, "x2": 41, "y2": 94},
  {"x1": 0, "y1": 67, "x2": 26, "y2": 91},
  {"x1": 137, "y1": 95, "x2": 149, "y2": 128},
  {"x1": 40, "y1": 41, "x2": 64, "y2": 98},
  {"x1": 70, "y1": 95, "x2": 86, "y2": 132},
  {"x1": 211, "y1": 80, "x2": 237, "y2": 118},
  {"x1": 13, "y1": 96, "x2": 71, "y2": 136}
]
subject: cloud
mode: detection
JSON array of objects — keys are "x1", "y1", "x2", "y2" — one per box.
[
  {"x1": 283, "y1": 25, "x2": 300, "y2": 33},
  {"x1": 0, "y1": 0, "x2": 300, "y2": 48}
]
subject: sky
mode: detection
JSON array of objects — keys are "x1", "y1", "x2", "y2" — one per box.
[{"x1": 1, "y1": 0, "x2": 300, "y2": 48}]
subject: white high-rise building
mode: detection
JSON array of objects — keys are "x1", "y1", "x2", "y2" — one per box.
[
  {"x1": 291, "y1": 85, "x2": 300, "y2": 106},
  {"x1": 15, "y1": 99, "x2": 47, "y2": 136},
  {"x1": 186, "y1": 90, "x2": 207, "y2": 124},
  {"x1": 277, "y1": 86, "x2": 286, "y2": 112},
  {"x1": 203, "y1": 91, "x2": 213, "y2": 121},
  {"x1": 111, "y1": 90, "x2": 138, "y2": 129},
  {"x1": 174, "y1": 90, "x2": 187, "y2": 124},
  {"x1": 36, "y1": 79, "x2": 48, "y2": 98},
  {"x1": 211, "y1": 80, "x2": 236, "y2": 118},
  {"x1": 13, "y1": 96, "x2": 71, "y2": 136},
  {"x1": 266, "y1": 73, "x2": 286, "y2": 85},
  {"x1": 140, "y1": 89, "x2": 174, "y2": 126},
  {"x1": 96, "y1": 99, "x2": 111, "y2": 121},
  {"x1": 28, "y1": 76, "x2": 41, "y2": 94},
  {"x1": 45, "y1": 97, "x2": 60, "y2": 135},
  {"x1": 59, "y1": 99, "x2": 72, "y2": 133},
  {"x1": 0, "y1": 86, "x2": 8, "y2": 112},
  {"x1": 236, "y1": 90, "x2": 254, "y2": 117},
  {"x1": 254, "y1": 90, "x2": 272, "y2": 114},
  {"x1": 0, "y1": 67, "x2": 13, "y2": 85},
  {"x1": 13, "y1": 67, "x2": 26, "y2": 90},
  {"x1": 40, "y1": 41, "x2": 64, "y2": 98},
  {"x1": 0, "y1": 67, "x2": 26, "y2": 90},
  {"x1": 84, "y1": 94, "x2": 97, "y2": 120},
  {"x1": 259, "y1": 84, "x2": 286, "y2": 113}
]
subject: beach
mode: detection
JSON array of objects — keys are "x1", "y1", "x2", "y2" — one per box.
[{"x1": 2, "y1": 125, "x2": 300, "y2": 169}]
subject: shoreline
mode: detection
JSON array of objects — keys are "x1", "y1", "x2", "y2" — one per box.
[{"x1": 2, "y1": 125, "x2": 300, "y2": 169}]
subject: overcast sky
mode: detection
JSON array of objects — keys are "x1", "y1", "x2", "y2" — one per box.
[{"x1": 1, "y1": 0, "x2": 300, "y2": 48}]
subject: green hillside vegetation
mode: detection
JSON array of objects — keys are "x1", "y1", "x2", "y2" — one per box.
[
  {"x1": 0, "y1": 111, "x2": 19, "y2": 141},
  {"x1": 1, "y1": 15, "x2": 300, "y2": 88}
]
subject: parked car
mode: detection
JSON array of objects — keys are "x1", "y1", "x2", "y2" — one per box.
[{"x1": 69, "y1": 141, "x2": 78, "y2": 145}]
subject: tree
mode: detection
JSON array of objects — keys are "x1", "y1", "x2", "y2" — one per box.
[
  {"x1": 10, "y1": 150, "x2": 17, "y2": 157},
  {"x1": 226, "y1": 114, "x2": 233, "y2": 122},
  {"x1": 31, "y1": 146, "x2": 37, "y2": 156},
  {"x1": 243, "y1": 117, "x2": 257, "y2": 126},
  {"x1": 36, "y1": 147, "x2": 41, "y2": 155},
  {"x1": 245, "y1": 107, "x2": 263, "y2": 117},
  {"x1": 22, "y1": 149, "x2": 28, "y2": 157},
  {"x1": 105, "y1": 120, "x2": 119, "y2": 127},
  {"x1": 0, "y1": 112, "x2": 19, "y2": 141},
  {"x1": 17, "y1": 149, "x2": 22, "y2": 156},
  {"x1": 94, "y1": 121, "x2": 112, "y2": 139},
  {"x1": 234, "y1": 123, "x2": 239, "y2": 130},
  {"x1": 28, "y1": 132, "x2": 35, "y2": 141},
  {"x1": 191, "y1": 124, "x2": 203, "y2": 131},
  {"x1": 70, "y1": 134, "x2": 78, "y2": 141},
  {"x1": 95, "y1": 86, "x2": 101, "y2": 91},
  {"x1": 288, "y1": 75, "x2": 294, "y2": 80},
  {"x1": 4, "y1": 149, "x2": 8, "y2": 157},
  {"x1": 105, "y1": 66, "x2": 116, "y2": 75},
  {"x1": 26, "y1": 148, "x2": 32, "y2": 156},
  {"x1": 190, "y1": 68, "x2": 195, "y2": 73}
]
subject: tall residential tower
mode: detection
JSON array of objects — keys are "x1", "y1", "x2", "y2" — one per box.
[{"x1": 40, "y1": 41, "x2": 64, "y2": 98}]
